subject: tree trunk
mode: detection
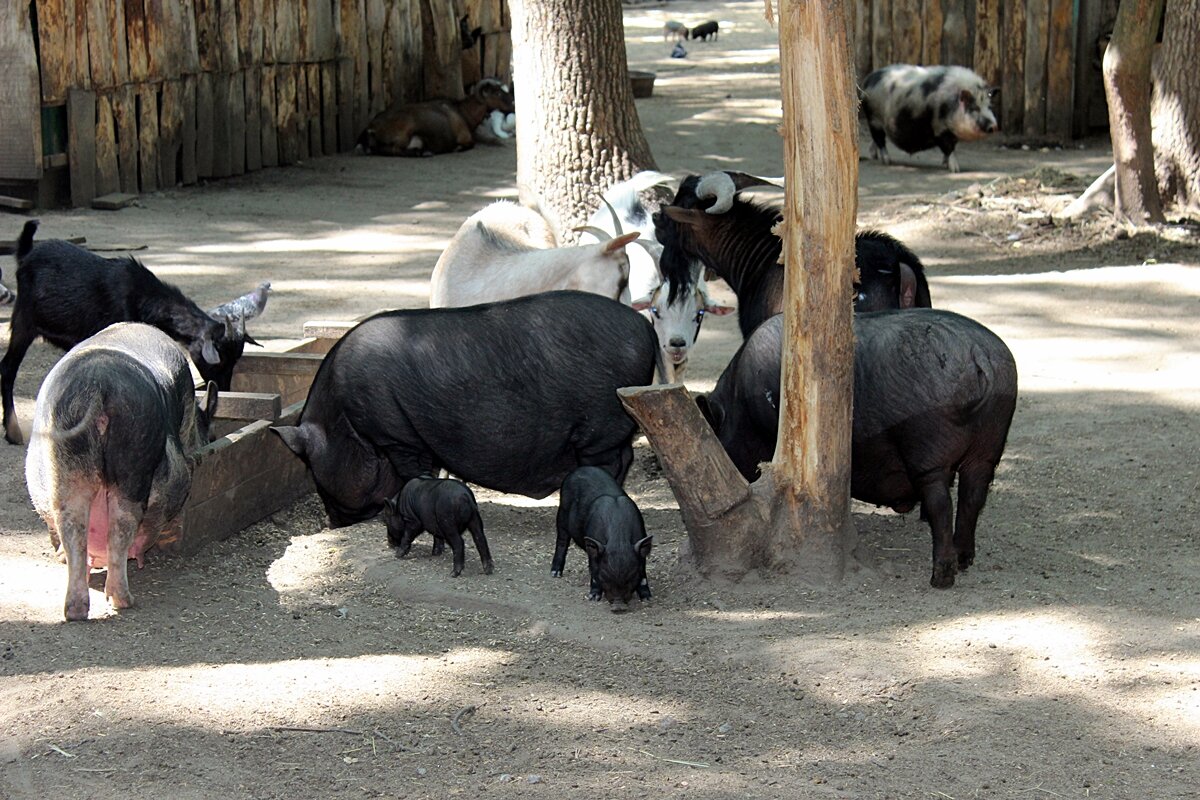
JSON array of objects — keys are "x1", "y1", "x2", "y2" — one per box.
[
  {"x1": 509, "y1": 0, "x2": 656, "y2": 241},
  {"x1": 1152, "y1": 1, "x2": 1200, "y2": 219},
  {"x1": 620, "y1": 0, "x2": 858, "y2": 583},
  {"x1": 1103, "y1": 0, "x2": 1166, "y2": 225},
  {"x1": 766, "y1": 0, "x2": 857, "y2": 579}
]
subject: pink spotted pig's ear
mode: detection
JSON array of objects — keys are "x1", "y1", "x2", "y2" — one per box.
[{"x1": 959, "y1": 88, "x2": 974, "y2": 105}]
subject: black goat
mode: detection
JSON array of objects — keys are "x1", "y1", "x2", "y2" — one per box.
[
  {"x1": 653, "y1": 171, "x2": 932, "y2": 339},
  {"x1": 2, "y1": 220, "x2": 265, "y2": 445}
]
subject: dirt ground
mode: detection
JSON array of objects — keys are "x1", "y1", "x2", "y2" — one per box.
[{"x1": 3, "y1": 2, "x2": 1200, "y2": 798}]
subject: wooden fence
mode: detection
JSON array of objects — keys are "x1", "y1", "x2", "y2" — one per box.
[
  {"x1": 1, "y1": 0, "x2": 510, "y2": 208},
  {"x1": 849, "y1": 0, "x2": 1119, "y2": 140}
]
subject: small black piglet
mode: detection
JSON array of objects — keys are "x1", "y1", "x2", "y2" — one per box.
[
  {"x1": 552, "y1": 466, "x2": 652, "y2": 611},
  {"x1": 384, "y1": 477, "x2": 494, "y2": 577}
]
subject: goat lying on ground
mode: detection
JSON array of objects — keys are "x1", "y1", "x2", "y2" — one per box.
[
  {"x1": 429, "y1": 200, "x2": 642, "y2": 309},
  {"x1": 654, "y1": 171, "x2": 931, "y2": 339},
  {"x1": 2, "y1": 220, "x2": 266, "y2": 445},
  {"x1": 358, "y1": 79, "x2": 515, "y2": 157}
]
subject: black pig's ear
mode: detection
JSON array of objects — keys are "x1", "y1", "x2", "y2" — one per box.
[
  {"x1": 635, "y1": 536, "x2": 653, "y2": 558},
  {"x1": 583, "y1": 537, "x2": 606, "y2": 559}
]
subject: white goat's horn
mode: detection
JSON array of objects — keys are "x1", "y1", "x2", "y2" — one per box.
[
  {"x1": 696, "y1": 171, "x2": 786, "y2": 214},
  {"x1": 573, "y1": 225, "x2": 613, "y2": 241},
  {"x1": 600, "y1": 195, "x2": 623, "y2": 236},
  {"x1": 631, "y1": 238, "x2": 664, "y2": 264}
]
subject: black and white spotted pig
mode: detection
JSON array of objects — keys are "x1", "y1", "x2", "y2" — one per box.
[
  {"x1": 384, "y1": 476, "x2": 494, "y2": 577},
  {"x1": 860, "y1": 64, "x2": 998, "y2": 173}
]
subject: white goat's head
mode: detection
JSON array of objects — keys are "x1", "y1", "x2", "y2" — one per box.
[{"x1": 632, "y1": 278, "x2": 733, "y2": 382}]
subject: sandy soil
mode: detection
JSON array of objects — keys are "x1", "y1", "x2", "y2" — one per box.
[{"x1": 3, "y1": 2, "x2": 1199, "y2": 798}]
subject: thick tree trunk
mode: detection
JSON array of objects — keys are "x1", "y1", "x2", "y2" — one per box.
[
  {"x1": 620, "y1": 0, "x2": 857, "y2": 583},
  {"x1": 766, "y1": 0, "x2": 857, "y2": 578},
  {"x1": 1103, "y1": 0, "x2": 1165, "y2": 225},
  {"x1": 1152, "y1": 2, "x2": 1200, "y2": 219},
  {"x1": 509, "y1": 0, "x2": 656, "y2": 241}
]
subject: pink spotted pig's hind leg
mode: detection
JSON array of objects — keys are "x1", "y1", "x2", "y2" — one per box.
[
  {"x1": 103, "y1": 493, "x2": 145, "y2": 611},
  {"x1": 55, "y1": 494, "x2": 94, "y2": 621}
]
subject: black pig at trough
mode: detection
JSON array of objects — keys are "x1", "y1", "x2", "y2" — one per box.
[
  {"x1": 2, "y1": 220, "x2": 263, "y2": 445},
  {"x1": 384, "y1": 477, "x2": 494, "y2": 577},
  {"x1": 552, "y1": 466, "x2": 652, "y2": 610},
  {"x1": 272, "y1": 291, "x2": 659, "y2": 527},
  {"x1": 25, "y1": 323, "x2": 218, "y2": 621},
  {"x1": 696, "y1": 310, "x2": 1017, "y2": 588}
]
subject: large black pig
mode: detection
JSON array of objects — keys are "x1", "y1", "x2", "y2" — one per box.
[
  {"x1": 271, "y1": 291, "x2": 659, "y2": 527},
  {"x1": 860, "y1": 64, "x2": 998, "y2": 173},
  {"x1": 25, "y1": 322, "x2": 218, "y2": 621},
  {"x1": 697, "y1": 310, "x2": 1017, "y2": 588},
  {"x1": 552, "y1": 466, "x2": 652, "y2": 610}
]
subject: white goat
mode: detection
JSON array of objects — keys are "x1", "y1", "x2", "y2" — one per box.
[
  {"x1": 578, "y1": 171, "x2": 733, "y2": 382},
  {"x1": 429, "y1": 201, "x2": 641, "y2": 309}
]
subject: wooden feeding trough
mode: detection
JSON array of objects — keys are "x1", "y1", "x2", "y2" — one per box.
[{"x1": 166, "y1": 317, "x2": 363, "y2": 556}]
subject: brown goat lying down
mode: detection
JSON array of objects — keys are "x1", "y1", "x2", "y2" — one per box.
[{"x1": 358, "y1": 79, "x2": 515, "y2": 157}]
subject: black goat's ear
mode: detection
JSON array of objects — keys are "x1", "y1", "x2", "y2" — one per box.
[
  {"x1": 243, "y1": 332, "x2": 261, "y2": 347},
  {"x1": 663, "y1": 206, "x2": 704, "y2": 226},
  {"x1": 201, "y1": 380, "x2": 219, "y2": 425},
  {"x1": 201, "y1": 337, "x2": 220, "y2": 365}
]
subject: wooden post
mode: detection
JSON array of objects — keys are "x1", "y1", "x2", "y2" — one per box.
[
  {"x1": 113, "y1": 85, "x2": 140, "y2": 193},
  {"x1": 67, "y1": 89, "x2": 97, "y2": 206},
  {"x1": 974, "y1": 0, "x2": 1002, "y2": 89},
  {"x1": 921, "y1": 0, "x2": 942, "y2": 66},
  {"x1": 180, "y1": 74, "x2": 198, "y2": 184},
  {"x1": 1045, "y1": 0, "x2": 1075, "y2": 141},
  {"x1": 261, "y1": 65, "x2": 280, "y2": 167},
  {"x1": 1024, "y1": 0, "x2": 1050, "y2": 136},
  {"x1": 870, "y1": 0, "x2": 891, "y2": 68},
  {"x1": 891, "y1": 0, "x2": 921, "y2": 65},
  {"x1": 94, "y1": 93, "x2": 120, "y2": 196},
  {"x1": 245, "y1": 68, "x2": 263, "y2": 171},
  {"x1": 1001, "y1": 0, "x2": 1026, "y2": 134},
  {"x1": 137, "y1": 83, "x2": 159, "y2": 192}
]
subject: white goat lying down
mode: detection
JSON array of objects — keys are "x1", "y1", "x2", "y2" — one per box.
[
  {"x1": 429, "y1": 201, "x2": 641, "y2": 309},
  {"x1": 579, "y1": 171, "x2": 734, "y2": 382}
]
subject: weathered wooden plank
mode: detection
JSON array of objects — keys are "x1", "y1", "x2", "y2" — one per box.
[
  {"x1": 381, "y1": 0, "x2": 403, "y2": 105},
  {"x1": 231, "y1": 353, "x2": 324, "y2": 408},
  {"x1": 67, "y1": 89, "x2": 97, "y2": 206},
  {"x1": 92, "y1": 192, "x2": 138, "y2": 209},
  {"x1": 180, "y1": 74, "x2": 198, "y2": 184},
  {"x1": 94, "y1": 93, "x2": 120, "y2": 196},
  {"x1": 244, "y1": 67, "x2": 263, "y2": 171},
  {"x1": 399, "y1": 0, "x2": 422, "y2": 85},
  {"x1": 337, "y1": 57, "x2": 355, "y2": 151},
  {"x1": 159, "y1": 79, "x2": 184, "y2": 187},
  {"x1": 197, "y1": 390, "x2": 282, "y2": 422},
  {"x1": 1045, "y1": 0, "x2": 1074, "y2": 141},
  {"x1": 85, "y1": 0, "x2": 113, "y2": 89},
  {"x1": 111, "y1": 85, "x2": 139, "y2": 193},
  {"x1": 320, "y1": 60, "x2": 337, "y2": 155},
  {"x1": 275, "y1": 0, "x2": 300, "y2": 63},
  {"x1": 1072, "y1": 0, "x2": 1104, "y2": 137},
  {"x1": 492, "y1": 30, "x2": 512, "y2": 84},
  {"x1": 1001, "y1": 0, "x2": 1026, "y2": 134},
  {"x1": 195, "y1": 72, "x2": 215, "y2": 177},
  {"x1": 853, "y1": 0, "x2": 871, "y2": 77},
  {"x1": 891, "y1": 0, "x2": 922, "y2": 66},
  {"x1": 237, "y1": 0, "x2": 264, "y2": 66},
  {"x1": 35, "y1": 0, "x2": 76, "y2": 104},
  {"x1": 308, "y1": 0, "x2": 336, "y2": 60},
  {"x1": 295, "y1": 63, "x2": 310, "y2": 161},
  {"x1": 941, "y1": 0, "x2": 970, "y2": 65},
  {"x1": 420, "y1": 0, "x2": 462, "y2": 99},
  {"x1": 72, "y1": 0, "x2": 91, "y2": 90},
  {"x1": 260, "y1": 0, "x2": 276, "y2": 63},
  {"x1": 124, "y1": 0, "x2": 149, "y2": 82},
  {"x1": 921, "y1": 0, "x2": 943, "y2": 66},
  {"x1": 260, "y1": 65, "x2": 279, "y2": 166},
  {"x1": 194, "y1": 0, "x2": 220, "y2": 72},
  {"x1": 870, "y1": 0, "x2": 891, "y2": 69},
  {"x1": 174, "y1": 403, "x2": 315, "y2": 557},
  {"x1": 305, "y1": 62, "x2": 322, "y2": 158},
  {"x1": 229, "y1": 71, "x2": 247, "y2": 175},
  {"x1": 338, "y1": 0, "x2": 370, "y2": 135},
  {"x1": 175, "y1": 0, "x2": 200, "y2": 74},
  {"x1": 0, "y1": 195, "x2": 34, "y2": 210},
  {"x1": 276, "y1": 64, "x2": 299, "y2": 164},
  {"x1": 218, "y1": 0, "x2": 239, "y2": 71},
  {"x1": 1023, "y1": 0, "x2": 1049, "y2": 136},
  {"x1": 211, "y1": 71, "x2": 232, "y2": 178},
  {"x1": 974, "y1": 0, "x2": 1001, "y2": 87},
  {"x1": 2, "y1": 3, "x2": 43, "y2": 181},
  {"x1": 137, "y1": 84, "x2": 159, "y2": 192}
]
